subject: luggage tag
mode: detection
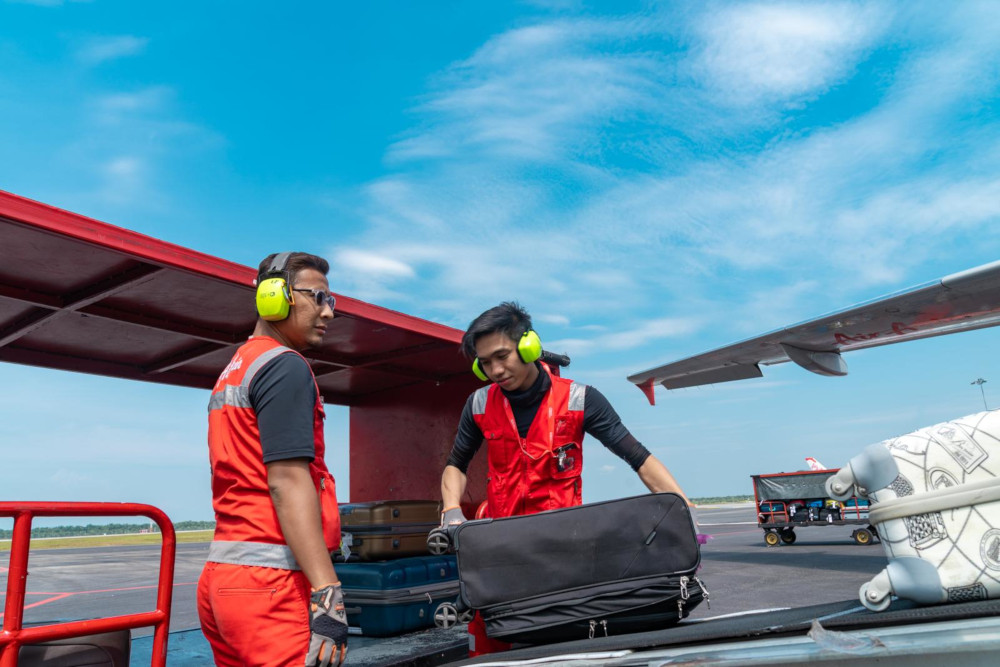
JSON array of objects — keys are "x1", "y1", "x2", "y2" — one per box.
[{"x1": 340, "y1": 532, "x2": 353, "y2": 561}]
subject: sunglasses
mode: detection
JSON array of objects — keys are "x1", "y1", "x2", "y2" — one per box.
[{"x1": 292, "y1": 287, "x2": 337, "y2": 311}]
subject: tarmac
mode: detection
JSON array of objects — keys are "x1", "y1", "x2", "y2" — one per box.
[{"x1": 2, "y1": 503, "x2": 891, "y2": 665}]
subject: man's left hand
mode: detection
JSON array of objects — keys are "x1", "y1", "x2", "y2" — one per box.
[{"x1": 306, "y1": 583, "x2": 348, "y2": 666}]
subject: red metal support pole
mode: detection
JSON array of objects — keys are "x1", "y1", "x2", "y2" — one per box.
[
  {"x1": 0, "y1": 502, "x2": 175, "y2": 667},
  {"x1": 0, "y1": 512, "x2": 32, "y2": 667},
  {"x1": 150, "y1": 509, "x2": 176, "y2": 667}
]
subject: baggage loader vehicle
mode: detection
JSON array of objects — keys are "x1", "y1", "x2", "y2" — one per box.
[{"x1": 753, "y1": 469, "x2": 878, "y2": 546}]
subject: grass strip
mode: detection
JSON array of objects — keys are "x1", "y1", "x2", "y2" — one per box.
[{"x1": 0, "y1": 530, "x2": 214, "y2": 551}]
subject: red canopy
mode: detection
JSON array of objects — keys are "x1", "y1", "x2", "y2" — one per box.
[{"x1": 0, "y1": 189, "x2": 484, "y2": 503}]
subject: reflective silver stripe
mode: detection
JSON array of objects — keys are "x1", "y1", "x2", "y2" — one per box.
[
  {"x1": 568, "y1": 382, "x2": 586, "y2": 412},
  {"x1": 207, "y1": 345, "x2": 294, "y2": 413},
  {"x1": 208, "y1": 384, "x2": 250, "y2": 412},
  {"x1": 242, "y1": 346, "x2": 294, "y2": 388},
  {"x1": 472, "y1": 386, "x2": 490, "y2": 415},
  {"x1": 207, "y1": 540, "x2": 301, "y2": 570}
]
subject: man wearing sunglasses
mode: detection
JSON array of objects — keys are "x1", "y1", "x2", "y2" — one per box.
[{"x1": 199, "y1": 252, "x2": 347, "y2": 666}]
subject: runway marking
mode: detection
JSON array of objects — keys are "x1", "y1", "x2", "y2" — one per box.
[
  {"x1": 0, "y1": 582, "x2": 196, "y2": 619},
  {"x1": 700, "y1": 522, "x2": 759, "y2": 526}
]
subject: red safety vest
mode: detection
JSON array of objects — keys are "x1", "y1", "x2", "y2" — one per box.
[
  {"x1": 206, "y1": 336, "x2": 340, "y2": 568},
  {"x1": 472, "y1": 364, "x2": 586, "y2": 518}
]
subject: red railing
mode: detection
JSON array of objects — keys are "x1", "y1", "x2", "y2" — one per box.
[{"x1": 0, "y1": 502, "x2": 175, "y2": 667}]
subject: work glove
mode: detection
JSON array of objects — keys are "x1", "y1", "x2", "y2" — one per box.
[
  {"x1": 441, "y1": 506, "x2": 468, "y2": 529},
  {"x1": 306, "y1": 583, "x2": 348, "y2": 666},
  {"x1": 427, "y1": 506, "x2": 468, "y2": 555}
]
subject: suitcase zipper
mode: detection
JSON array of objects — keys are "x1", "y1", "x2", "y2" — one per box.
[
  {"x1": 677, "y1": 575, "x2": 690, "y2": 619},
  {"x1": 694, "y1": 576, "x2": 710, "y2": 609},
  {"x1": 587, "y1": 619, "x2": 609, "y2": 639}
]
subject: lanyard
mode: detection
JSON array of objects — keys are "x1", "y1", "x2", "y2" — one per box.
[{"x1": 500, "y1": 389, "x2": 556, "y2": 462}]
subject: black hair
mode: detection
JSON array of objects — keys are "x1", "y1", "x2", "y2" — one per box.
[
  {"x1": 257, "y1": 252, "x2": 330, "y2": 286},
  {"x1": 461, "y1": 301, "x2": 533, "y2": 360}
]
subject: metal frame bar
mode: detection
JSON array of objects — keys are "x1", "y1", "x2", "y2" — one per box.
[
  {"x1": 0, "y1": 189, "x2": 464, "y2": 342},
  {"x1": 0, "y1": 502, "x2": 175, "y2": 667}
]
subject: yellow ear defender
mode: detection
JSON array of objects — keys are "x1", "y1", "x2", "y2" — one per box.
[
  {"x1": 472, "y1": 329, "x2": 543, "y2": 382},
  {"x1": 517, "y1": 329, "x2": 543, "y2": 364},
  {"x1": 255, "y1": 252, "x2": 294, "y2": 321}
]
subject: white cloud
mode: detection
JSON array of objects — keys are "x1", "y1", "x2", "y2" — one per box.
[
  {"x1": 76, "y1": 35, "x2": 148, "y2": 66},
  {"x1": 98, "y1": 155, "x2": 147, "y2": 206},
  {"x1": 67, "y1": 85, "x2": 222, "y2": 209},
  {"x1": 537, "y1": 313, "x2": 571, "y2": 326},
  {"x1": 388, "y1": 16, "x2": 673, "y2": 164},
  {"x1": 334, "y1": 248, "x2": 416, "y2": 279},
  {"x1": 333, "y1": 2, "x2": 1000, "y2": 358},
  {"x1": 550, "y1": 317, "x2": 702, "y2": 357},
  {"x1": 694, "y1": 2, "x2": 885, "y2": 105},
  {"x1": 96, "y1": 86, "x2": 170, "y2": 115}
]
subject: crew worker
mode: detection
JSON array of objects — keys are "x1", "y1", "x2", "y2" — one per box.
[
  {"x1": 439, "y1": 302, "x2": 691, "y2": 656},
  {"x1": 198, "y1": 252, "x2": 348, "y2": 666}
]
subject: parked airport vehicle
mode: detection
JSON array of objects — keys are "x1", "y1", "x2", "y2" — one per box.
[{"x1": 753, "y1": 470, "x2": 878, "y2": 546}]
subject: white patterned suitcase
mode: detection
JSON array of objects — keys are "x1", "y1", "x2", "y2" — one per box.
[{"x1": 826, "y1": 410, "x2": 1000, "y2": 610}]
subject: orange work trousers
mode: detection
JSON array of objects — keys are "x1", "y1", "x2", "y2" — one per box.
[
  {"x1": 468, "y1": 611, "x2": 511, "y2": 657},
  {"x1": 197, "y1": 561, "x2": 312, "y2": 667}
]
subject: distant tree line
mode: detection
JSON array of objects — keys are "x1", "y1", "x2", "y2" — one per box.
[
  {"x1": 0, "y1": 520, "x2": 215, "y2": 540},
  {"x1": 690, "y1": 495, "x2": 753, "y2": 504}
]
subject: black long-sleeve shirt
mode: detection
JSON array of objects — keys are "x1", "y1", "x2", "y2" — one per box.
[{"x1": 446, "y1": 364, "x2": 651, "y2": 473}]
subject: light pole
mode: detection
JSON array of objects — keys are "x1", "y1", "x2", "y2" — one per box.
[{"x1": 971, "y1": 378, "x2": 988, "y2": 410}]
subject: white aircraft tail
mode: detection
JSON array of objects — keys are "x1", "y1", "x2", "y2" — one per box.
[{"x1": 805, "y1": 457, "x2": 826, "y2": 471}]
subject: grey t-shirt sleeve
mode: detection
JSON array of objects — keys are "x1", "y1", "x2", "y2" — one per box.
[
  {"x1": 249, "y1": 352, "x2": 318, "y2": 463},
  {"x1": 583, "y1": 385, "x2": 652, "y2": 472},
  {"x1": 445, "y1": 394, "x2": 485, "y2": 474}
]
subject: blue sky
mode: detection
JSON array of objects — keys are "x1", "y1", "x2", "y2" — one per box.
[{"x1": 2, "y1": 1, "x2": 999, "y2": 524}]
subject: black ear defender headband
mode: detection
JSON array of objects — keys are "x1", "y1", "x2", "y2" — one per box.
[
  {"x1": 254, "y1": 252, "x2": 294, "y2": 321},
  {"x1": 472, "y1": 329, "x2": 543, "y2": 381}
]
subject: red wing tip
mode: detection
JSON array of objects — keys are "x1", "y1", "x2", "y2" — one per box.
[{"x1": 636, "y1": 378, "x2": 656, "y2": 406}]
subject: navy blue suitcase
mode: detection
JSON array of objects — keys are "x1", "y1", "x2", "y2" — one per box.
[{"x1": 336, "y1": 555, "x2": 460, "y2": 637}]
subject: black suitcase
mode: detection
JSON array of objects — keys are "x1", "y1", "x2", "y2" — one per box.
[{"x1": 452, "y1": 493, "x2": 707, "y2": 644}]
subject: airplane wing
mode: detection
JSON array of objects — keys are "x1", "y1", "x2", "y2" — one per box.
[{"x1": 628, "y1": 259, "x2": 1000, "y2": 405}]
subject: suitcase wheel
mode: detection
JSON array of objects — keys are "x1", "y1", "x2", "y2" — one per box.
[
  {"x1": 826, "y1": 468, "x2": 857, "y2": 501},
  {"x1": 860, "y1": 570, "x2": 892, "y2": 612},
  {"x1": 434, "y1": 602, "x2": 461, "y2": 629},
  {"x1": 426, "y1": 528, "x2": 451, "y2": 555}
]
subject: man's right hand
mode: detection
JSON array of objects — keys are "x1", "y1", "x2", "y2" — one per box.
[
  {"x1": 306, "y1": 583, "x2": 347, "y2": 666},
  {"x1": 427, "y1": 506, "x2": 468, "y2": 555},
  {"x1": 441, "y1": 506, "x2": 467, "y2": 529}
]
